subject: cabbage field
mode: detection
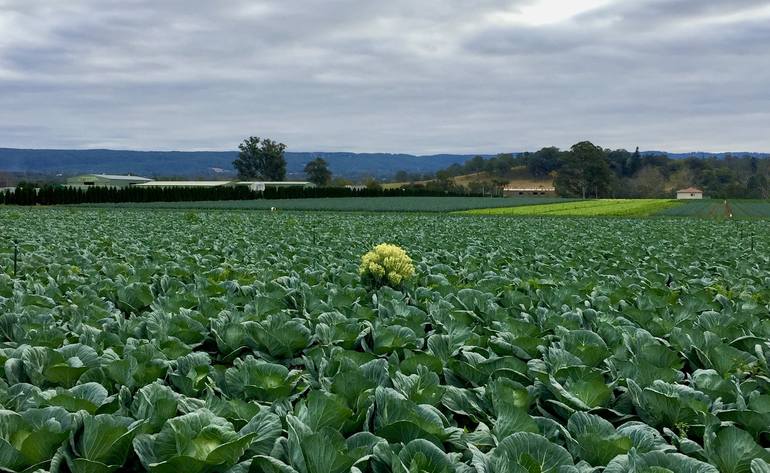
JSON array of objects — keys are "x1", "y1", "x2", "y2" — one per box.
[
  {"x1": 661, "y1": 200, "x2": 770, "y2": 218},
  {"x1": 84, "y1": 197, "x2": 567, "y2": 212},
  {"x1": 1, "y1": 207, "x2": 770, "y2": 473}
]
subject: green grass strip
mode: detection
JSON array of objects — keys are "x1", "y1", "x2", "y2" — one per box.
[{"x1": 459, "y1": 199, "x2": 682, "y2": 217}]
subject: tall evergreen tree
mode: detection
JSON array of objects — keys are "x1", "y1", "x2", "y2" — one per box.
[{"x1": 626, "y1": 146, "x2": 642, "y2": 177}]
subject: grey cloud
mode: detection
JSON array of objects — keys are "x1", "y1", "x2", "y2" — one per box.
[
  {"x1": 0, "y1": 0, "x2": 768, "y2": 153},
  {"x1": 583, "y1": 0, "x2": 770, "y2": 26}
]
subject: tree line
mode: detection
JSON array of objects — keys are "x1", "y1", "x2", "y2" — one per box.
[
  {"x1": 199, "y1": 136, "x2": 770, "y2": 199},
  {"x1": 415, "y1": 141, "x2": 769, "y2": 199}
]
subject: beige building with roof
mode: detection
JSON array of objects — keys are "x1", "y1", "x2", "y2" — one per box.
[
  {"x1": 503, "y1": 186, "x2": 556, "y2": 197},
  {"x1": 676, "y1": 187, "x2": 704, "y2": 199}
]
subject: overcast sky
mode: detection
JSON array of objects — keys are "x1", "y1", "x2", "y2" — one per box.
[{"x1": 1, "y1": 0, "x2": 769, "y2": 154}]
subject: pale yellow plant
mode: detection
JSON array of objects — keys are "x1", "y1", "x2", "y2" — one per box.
[{"x1": 359, "y1": 243, "x2": 415, "y2": 287}]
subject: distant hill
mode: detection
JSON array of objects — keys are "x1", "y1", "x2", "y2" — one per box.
[
  {"x1": 645, "y1": 151, "x2": 770, "y2": 159},
  {"x1": 0, "y1": 148, "x2": 484, "y2": 180},
  {"x1": 0, "y1": 148, "x2": 767, "y2": 181}
]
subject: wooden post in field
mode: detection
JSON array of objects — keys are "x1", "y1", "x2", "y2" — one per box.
[{"x1": 13, "y1": 239, "x2": 18, "y2": 277}]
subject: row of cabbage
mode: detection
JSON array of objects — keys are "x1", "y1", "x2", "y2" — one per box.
[
  {"x1": 1, "y1": 208, "x2": 770, "y2": 472},
  {"x1": 661, "y1": 200, "x2": 770, "y2": 218},
  {"x1": 85, "y1": 197, "x2": 564, "y2": 212}
]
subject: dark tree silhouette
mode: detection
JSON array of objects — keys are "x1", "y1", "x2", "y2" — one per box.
[
  {"x1": 304, "y1": 157, "x2": 332, "y2": 186},
  {"x1": 233, "y1": 137, "x2": 286, "y2": 181}
]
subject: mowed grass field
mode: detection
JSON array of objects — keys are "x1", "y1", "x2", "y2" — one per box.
[{"x1": 460, "y1": 199, "x2": 682, "y2": 217}]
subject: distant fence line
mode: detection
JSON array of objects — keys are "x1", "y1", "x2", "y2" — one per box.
[{"x1": 1, "y1": 185, "x2": 484, "y2": 206}]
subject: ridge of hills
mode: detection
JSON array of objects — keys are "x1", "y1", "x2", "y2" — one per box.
[{"x1": 1, "y1": 147, "x2": 767, "y2": 180}]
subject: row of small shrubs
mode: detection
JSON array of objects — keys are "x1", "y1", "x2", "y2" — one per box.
[{"x1": 1, "y1": 185, "x2": 483, "y2": 206}]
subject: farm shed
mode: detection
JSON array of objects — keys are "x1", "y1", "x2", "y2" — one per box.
[
  {"x1": 264, "y1": 181, "x2": 315, "y2": 188},
  {"x1": 234, "y1": 181, "x2": 316, "y2": 192},
  {"x1": 676, "y1": 187, "x2": 704, "y2": 199},
  {"x1": 137, "y1": 181, "x2": 233, "y2": 188},
  {"x1": 503, "y1": 187, "x2": 556, "y2": 197},
  {"x1": 66, "y1": 174, "x2": 152, "y2": 188}
]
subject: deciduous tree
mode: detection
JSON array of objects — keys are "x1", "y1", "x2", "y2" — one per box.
[
  {"x1": 527, "y1": 147, "x2": 562, "y2": 178},
  {"x1": 304, "y1": 157, "x2": 332, "y2": 186},
  {"x1": 554, "y1": 141, "x2": 612, "y2": 198},
  {"x1": 747, "y1": 174, "x2": 769, "y2": 199},
  {"x1": 233, "y1": 136, "x2": 287, "y2": 181}
]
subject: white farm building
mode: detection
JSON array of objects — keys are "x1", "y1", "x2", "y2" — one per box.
[
  {"x1": 138, "y1": 181, "x2": 314, "y2": 191},
  {"x1": 66, "y1": 174, "x2": 152, "y2": 188},
  {"x1": 136, "y1": 181, "x2": 233, "y2": 188},
  {"x1": 676, "y1": 187, "x2": 704, "y2": 199},
  {"x1": 237, "y1": 181, "x2": 316, "y2": 191},
  {"x1": 65, "y1": 175, "x2": 314, "y2": 191}
]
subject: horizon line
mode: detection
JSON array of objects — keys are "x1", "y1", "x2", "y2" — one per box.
[{"x1": 2, "y1": 146, "x2": 770, "y2": 156}]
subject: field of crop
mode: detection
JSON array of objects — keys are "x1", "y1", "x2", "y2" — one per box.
[
  {"x1": 461, "y1": 199, "x2": 681, "y2": 217},
  {"x1": 83, "y1": 196, "x2": 567, "y2": 212},
  {"x1": 662, "y1": 199, "x2": 770, "y2": 218},
  {"x1": 2, "y1": 207, "x2": 770, "y2": 472}
]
